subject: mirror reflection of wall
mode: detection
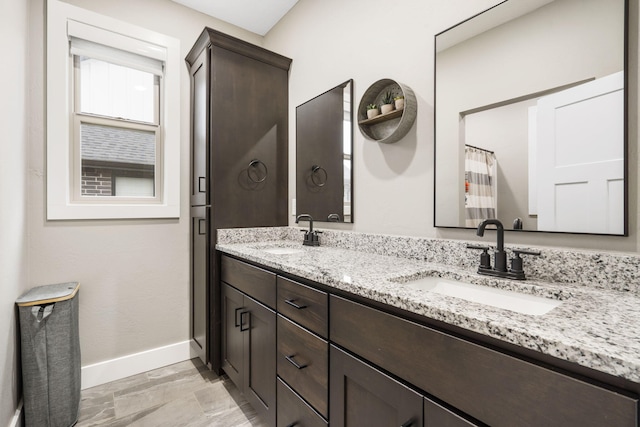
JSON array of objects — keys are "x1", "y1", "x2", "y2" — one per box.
[
  {"x1": 434, "y1": 0, "x2": 627, "y2": 235},
  {"x1": 296, "y1": 80, "x2": 353, "y2": 223}
]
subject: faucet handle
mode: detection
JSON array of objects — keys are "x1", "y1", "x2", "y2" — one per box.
[
  {"x1": 510, "y1": 249, "x2": 541, "y2": 274},
  {"x1": 512, "y1": 249, "x2": 541, "y2": 257},
  {"x1": 466, "y1": 244, "x2": 491, "y2": 269}
]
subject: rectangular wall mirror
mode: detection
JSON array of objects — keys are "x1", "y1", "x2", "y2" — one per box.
[
  {"x1": 296, "y1": 79, "x2": 353, "y2": 223},
  {"x1": 434, "y1": 0, "x2": 628, "y2": 235}
]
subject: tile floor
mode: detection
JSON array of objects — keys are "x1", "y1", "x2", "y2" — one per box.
[{"x1": 76, "y1": 358, "x2": 267, "y2": 427}]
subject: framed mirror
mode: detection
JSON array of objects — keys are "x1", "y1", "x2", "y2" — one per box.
[
  {"x1": 296, "y1": 80, "x2": 353, "y2": 223},
  {"x1": 434, "y1": 0, "x2": 628, "y2": 235}
]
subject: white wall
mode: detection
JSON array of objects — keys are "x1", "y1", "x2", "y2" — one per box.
[
  {"x1": 265, "y1": 0, "x2": 640, "y2": 253},
  {"x1": 26, "y1": 0, "x2": 262, "y2": 372},
  {"x1": 0, "y1": 0, "x2": 29, "y2": 424}
]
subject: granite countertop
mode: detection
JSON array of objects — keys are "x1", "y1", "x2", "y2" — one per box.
[{"x1": 217, "y1": 238, "x2": 640, "y2": 384}]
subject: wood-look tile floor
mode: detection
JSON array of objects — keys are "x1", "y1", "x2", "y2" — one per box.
[{"x1": 76, "y1": 358, "x2": 267, "y2": 427}]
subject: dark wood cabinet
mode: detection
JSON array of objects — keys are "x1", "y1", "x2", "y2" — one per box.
[
  {"x1": 220, "y1": 257, "x2": 278, "y2": 426},
  {"x1": 185, "y1": 28, "x2": 291, "y2": 370},
  {"x1": 330, "y1": 345, "x2": 423, "y2": 427},
  {"x1": 221, "y1": 283, "x2": 276, "y2": 426},
  {"x1": 424, "y1": 399, "x2": 477, "y2": 427},
  {"x1": 219, "y1": 254, "x2": 639, "y2": 427},
  {"x1": 221, "y1": 283, "x2": 244, "y2": 387},
  {"x1": 330, "y1": 294, "x2": 638, "y2": 427},
  {"x1": 243, "y1": 295, "x2": 277, "y2": 425},
  {"x1": 222, "y1": 255, "x2": 276, "y2": 310},
  {"x1": 190, "y1": 206, "x2": 209, "y2": 363},
  {"x1": 277, "y1": 378, "x2": 328, "y2": 427},
  {"x1": 277, "y1": 315, "x2": 328, "y2": 418},
  {"x1": 210, "y1": 44, "x2": 289, "y2": 229},
  {"x1": 277, "y1": 276, "x2": 328, "y2": 338},
  {"x1": 276, "y1": 276, "x2": 329, "y2": 422},
  {"x1": 189, "y1": 49, "x2": 209, "y2": 208}
]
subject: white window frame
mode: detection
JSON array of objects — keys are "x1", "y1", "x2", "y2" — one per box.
[{"x1": 47, "y1": 0, "x2": 180, "y2": 219}]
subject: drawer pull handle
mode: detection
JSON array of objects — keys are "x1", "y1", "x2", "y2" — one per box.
[
  {"x1": 400, "y1": 419, "x2": 413, "y2": 427},
  {"x1": 284, "y1": 299, "x2": 307, "y2": 310},
  {"x1": 240, "y1": 311, "x2": 250, "y2": 332},
  {"x1": 234, "y1": 307, "x2": 245, "y2": 327},
  {"x1": 285, "y1": 354, "x2": 307, "y2": 370},
  {"x1": 286, "y1": 423, "x2": 298, "y2": 427}
]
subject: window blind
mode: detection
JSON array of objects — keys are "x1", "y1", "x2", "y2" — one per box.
[{"x1": 68, "y1": 20, "x2": 165, "y2": 75}]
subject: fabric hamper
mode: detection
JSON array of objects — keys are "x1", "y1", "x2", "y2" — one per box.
[{"x1": 16, "y1": 282, "x2": 81, "y2": 427}]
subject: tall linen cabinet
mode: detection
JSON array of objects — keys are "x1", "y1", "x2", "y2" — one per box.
[{"x1": 185, "y1": 28, "x2": 291, "y2": 371}]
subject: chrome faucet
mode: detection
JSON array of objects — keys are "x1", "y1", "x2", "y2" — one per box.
[
  {"x1": 295, "y1": 214, "x2": 320, "y2": 246},
  {"x1": 469, "y1": 219, "x2": 540, "y2": 280}
]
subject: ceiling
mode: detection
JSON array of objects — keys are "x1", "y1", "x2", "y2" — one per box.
[{"x1": 171, "y1": 0, "x2": 299, "y2": 36}]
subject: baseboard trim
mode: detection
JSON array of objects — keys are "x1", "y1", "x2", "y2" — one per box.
[
  {"x1": 9, "y1": 399, "x2": 23, "y2": 427},
  {"x1": 81, "y1": 340, "x2": 197, "y2": 390}
]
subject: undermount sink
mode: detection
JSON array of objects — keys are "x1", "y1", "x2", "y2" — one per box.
[
  {"x1": 401, "y1": 276, "x2": 562, "y2": 316},
  {"x1": 260, "y1": 247, "x2": 304, "y2": 255}
]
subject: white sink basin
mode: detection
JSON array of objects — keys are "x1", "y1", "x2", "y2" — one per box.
[
  {"x1": 261, "y1": 247, "x2": 304, "y2": 255},
  {"x1": 403, "y1": 276, "x2": 562, "y2": 316}
]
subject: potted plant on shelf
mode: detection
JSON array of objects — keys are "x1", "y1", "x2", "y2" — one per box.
[
  {"x1": 394, "y1": 94, "x2": 405, "y2": 110},
  {"x1": 380, "y1": 91, "x2": 394, "y2": 114},
  {"x1": 366, "y1": 103, "x2": 379, "y2": 119}
]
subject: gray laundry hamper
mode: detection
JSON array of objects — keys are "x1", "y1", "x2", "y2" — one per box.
[{"x1": 16, "y1": 282, "x2": 81, "y2": 427}]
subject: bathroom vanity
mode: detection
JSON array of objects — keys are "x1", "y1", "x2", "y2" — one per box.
[{"x1": 216, "y1": 228, "x2": 640, "y2": 427}]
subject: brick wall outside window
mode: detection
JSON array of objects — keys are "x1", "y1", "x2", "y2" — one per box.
[{"x1": 82, "y1": 167, "x2": 113, "y2": 196}]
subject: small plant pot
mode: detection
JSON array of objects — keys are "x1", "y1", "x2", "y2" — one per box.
[
  {"x1": 367, "y1": 108, "x2": 380, "y2": 119},
  {"x1": 394, "y1": 98, "x2": 405, "y2": 110},
  {"x1": 380, "y1": 104, "x2": 394, "y2": 114}
]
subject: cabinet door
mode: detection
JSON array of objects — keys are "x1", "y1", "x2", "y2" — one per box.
[
  {"x1": 330, "y1": 345, "x2": 423, "y2": 427},
  {"x1": 190, "y1": 206, "x2": 209, "y2": 364},
  {"x1": 221, "y1": 283, "x2": 245, "y2": 388},
  {"x1": 190, "y1": 48, "x2": 208, "y2": 207},
  {"x1": 211, "y1": 45, "x2": 289, "y2": 228},
  {"x1": 244, "y1": 295, "x2": 277, "y2": 427}
]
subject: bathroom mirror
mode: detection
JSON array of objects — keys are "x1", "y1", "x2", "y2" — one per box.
[
  {"x1": 296, "y1": 80, "x2": 353, "y2": 223},
  {"x1": 434, "y1": 0, "x2": 628, "y2": 235}
]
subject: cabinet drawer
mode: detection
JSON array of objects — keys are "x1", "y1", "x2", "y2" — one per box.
[
  {"x1": 330, "y1": 295, "x2": 638, "y2": 427},
  {"x1": 277, "y1": 315, "x2": 328, "y2": 418},
  {"x1": 221, "y1": 255, "x2": 276, "y2": 309},
  {"x1": 277, "y1": 276, "x2": 328, "y2": 338},
  {"x1": 277, "y1": 378, "x2": 327, "y2": 427},
  {"x1": 425, "y1": 398, "x2": 478, "y2": 427}
]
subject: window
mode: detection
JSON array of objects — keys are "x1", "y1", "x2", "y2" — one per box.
[
  {"x1": 47, "y1": 0, "x2": 180, "y2": 219},
  {"x1": 74, "y1": 55, "x2": 159, "y2": 199}
]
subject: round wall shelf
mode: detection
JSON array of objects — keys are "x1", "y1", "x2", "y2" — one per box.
[{"x1": 357, "y1": 79, "x2": 417, "y2": 144}]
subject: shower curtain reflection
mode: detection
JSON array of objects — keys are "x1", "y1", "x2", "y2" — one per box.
[{"x1": 464, "y1": 145, "x2": 497, "y2": 227}]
